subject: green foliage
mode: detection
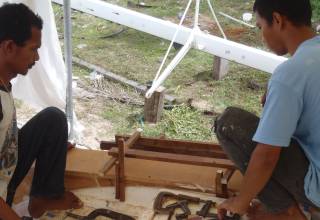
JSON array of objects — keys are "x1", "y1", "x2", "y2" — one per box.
[
  {"x1": 102, "y1": 102, "x2": 213, "y2": 141},
  {"x1": 145, "y1": 105, "x2": 213, "y2": 141},
  {"x1": 73, "y1": 65, "x2": 91, "y2": 78},
  {"x1": 311, "y1": 0, "x2": 320, "y2": 22}
]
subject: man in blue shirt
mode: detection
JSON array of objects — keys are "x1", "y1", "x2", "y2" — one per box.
[{"x1": 215, "y1": 0, "x2": 320, "y2": 219}]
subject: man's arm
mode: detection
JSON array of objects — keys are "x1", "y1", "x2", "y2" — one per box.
[
  {"x1": 0, "y1": 197, "x2": 20, "y2": 220},
  {"x1": 217, "y1": 143, "x2": 281, "y2": 218}
]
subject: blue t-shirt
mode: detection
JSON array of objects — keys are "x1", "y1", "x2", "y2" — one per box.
[{"x1": 253, "y1": 36, "x2": 320, "y2": 207}]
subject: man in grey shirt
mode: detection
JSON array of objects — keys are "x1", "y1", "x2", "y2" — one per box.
[{"x1": 0, "y1": 3, "x2": 83, "y2": 219}]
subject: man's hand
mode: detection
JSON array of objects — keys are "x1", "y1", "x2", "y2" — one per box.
[
  {"x1": 217, "y1": 196, "x2": 249, "y2": 219},
  {"x1": 217, "y1": 144, "x2": 281, "y2": 220}
]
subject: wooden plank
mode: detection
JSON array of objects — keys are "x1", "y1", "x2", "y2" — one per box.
[
  {"x1": 100, "y1": 141, "x2": 117, "y2": 150},
  {"x1": 115, "y1": 162, "x2": 120, "y2": 199},
  {"x1": 116, "y1": 135, "x2": 223, "y2": 151},
  {"x1": 124, "y1": 131, "x2": 141, "y2": 149},
  {"x1": 98, "y1": 157, "x2": 117, "y2": 176},
  {"x1": 215, "y1": 170, "x2": 227, "y2": 198},
  {"x1": 101, "y1": 140, "x2": 227, "y2": 159},
  {"x1": 115, "y1": 135, "x2": 227, "y2": 158},
  {"x1": 65, "y1": 148, "x2": 242, "y2": 192},
  {"x1": 118, "y1": 138, "x2": 126, "y2": 201},
  {"x1": 222, "y1": 168, "x2": 235, "y2": 185},
  {"x1": 64, "y1": 174, "x2": 218, "y2": 194},
  {"x1": 108, "y1": 148, "x2": 234, "y2": 169},
  {"x1": 144, "y1": 86, "x2": 165, "y2": 123},
  {"x1": 73, "y1": 57, "x2": 175, "y2": 103},
  {"x1": 64, "y1": 174, "x2": 112, "y2": 190},
  {"x1": 131, "y1": 145, "x2": 227, "y2": 159},
  {"x1": 66, "y1": 148, "x2": 110, "y2": 175},
  {"x1": 215, "y1": 168, "x2": 235, "y2": 198}
]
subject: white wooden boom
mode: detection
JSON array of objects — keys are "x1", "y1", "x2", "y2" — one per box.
[{"x1": 52, "y1": 0, "x2": 287, "y2": 74}]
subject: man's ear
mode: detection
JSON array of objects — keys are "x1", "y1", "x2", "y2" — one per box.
[
  {"x1": 272, "y1": 12, "x2": 286, "y2": 30},
  {"x1": 1, "y1": 40, "x2": 17, "y2": 56}
]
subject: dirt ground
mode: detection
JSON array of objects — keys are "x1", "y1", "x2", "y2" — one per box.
[{"x1": 16, "y1": 79, "x2": 118, "y2": 150}]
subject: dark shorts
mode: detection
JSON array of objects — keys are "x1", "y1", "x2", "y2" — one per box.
[
  {"x1": 214, "y1": 106, "x2": 318, "y2": 213},
  {"x1": 6, "y1": 107, "x2": 68, "y2": 206}
]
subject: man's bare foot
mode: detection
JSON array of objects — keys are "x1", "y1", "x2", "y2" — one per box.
[
  {"x1": 28, "y1": 191, "x2": 83, "y2": 218},
  {"x1": 247, "y1": 204, "x2": 307, "y2": 220}
]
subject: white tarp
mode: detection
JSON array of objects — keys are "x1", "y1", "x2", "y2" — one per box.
[{"x1": 0, "y1": 0, "x2": 67, "y2": 109}]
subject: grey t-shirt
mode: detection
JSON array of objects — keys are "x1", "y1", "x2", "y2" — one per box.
[{"x1": 0, "y1": 83, "x2": 18, "y2": 198}]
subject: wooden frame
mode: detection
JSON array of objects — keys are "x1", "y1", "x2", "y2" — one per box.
[{"x1": 102, "y1": 132, "x2": 236, "y2": 201}]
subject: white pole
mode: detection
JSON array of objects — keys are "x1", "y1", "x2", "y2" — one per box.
[{"x1": 63, "y1": 0, "x2": 74, "y2": 139}]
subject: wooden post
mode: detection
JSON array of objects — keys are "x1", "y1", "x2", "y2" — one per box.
[
  {"x1": 114, "y1": 132, "x2": 140, "y2": 201},
  {"x1": 215, "y1": 169, "x2": 228, "y2": 198},
  {"x1": 215, "y1": 168, "x2": 235, "y2": 198},
  {"x1": 144, "y1": 86, "x2": 165, "y2": 123},
  {"x1": 213, "y1": 56, "x2": 229, "y2": 80},
  {"x1": 118, "y1": 138, "x2": 125, "y2": 201},
  {"x1": 115, "y1": 161, "x2": 120, "y2": 199}
]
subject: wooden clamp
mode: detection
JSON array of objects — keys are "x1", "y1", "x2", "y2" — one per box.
[
  {"x1": 105, "y1": 132, "x2": 236, "y2": 200},
  {"x1": 114, "y1": 131, "x2": 141, "y2": 201},
  {"x1": 215, "y1": 168, "x2": 235, "y2": 198}
]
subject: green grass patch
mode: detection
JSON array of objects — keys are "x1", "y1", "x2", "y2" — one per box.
[
  {"x1": 101, "y1": 102, "x2": 143, "y2": 134},
  {"x1": 73, "y1": 64, "x2": 91, "y2": 78},
  {"x1": 312, "y1": 0, "x2": 320, "y2": 22},
  {"x1": 143, "y1": 105, "x2": 213, "y2": 141},
  {"x1": 102, "y1": 103, "x2": 213, "y2": 141}
]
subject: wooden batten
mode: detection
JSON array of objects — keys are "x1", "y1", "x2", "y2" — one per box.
[
  {"x1": 108, "y1": 148, "x2": 234, "y2": 169},
  {"x1": 103, "y1": 135, "x2": 228, "y2": 159},
  {"x1": 64, "y1": 148, "x2": 242, "y2": 193}
]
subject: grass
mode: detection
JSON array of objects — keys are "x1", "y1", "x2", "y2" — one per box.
[
  {"x1": 102, "y1": 102, "x2": 214, "y2": 141},
  {"x1": 147, "y1": 105, "x2": 213, "y2": 141},
  {"x1": 53, "y1": 0, "x2": 319, "y2": 141},
  {"x1": 312, "y1": 0, "x2": 320, "y2": 22}
]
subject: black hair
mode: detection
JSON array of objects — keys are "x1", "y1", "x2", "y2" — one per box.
[
  {"x1": 253, "y1": 0, "x2": 312, "y2": 26},
  {"x1": 0, "y1": 3, "x2": 43, "y2": 46}
]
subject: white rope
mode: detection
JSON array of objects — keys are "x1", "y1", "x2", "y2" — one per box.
[
  {"x1": 207, "y1": 0, "x2": 227, "y2": 39},
  {"x1": 147, "y1": 0, "x2": 227, "y2": 98},
  {"x1": 146, "y1": 33, "x2": 194, "y2": 98},
  {"x1": 219, "y1": 12, "x2": 255, "y2": 28},
  {"x1": 153, "y1": 0, "x2": 193, "y2": 82}
]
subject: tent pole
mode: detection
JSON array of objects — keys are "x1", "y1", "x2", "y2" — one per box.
[{"x1": 63, "y1": 0, "x2": 74, "y2": 139}]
